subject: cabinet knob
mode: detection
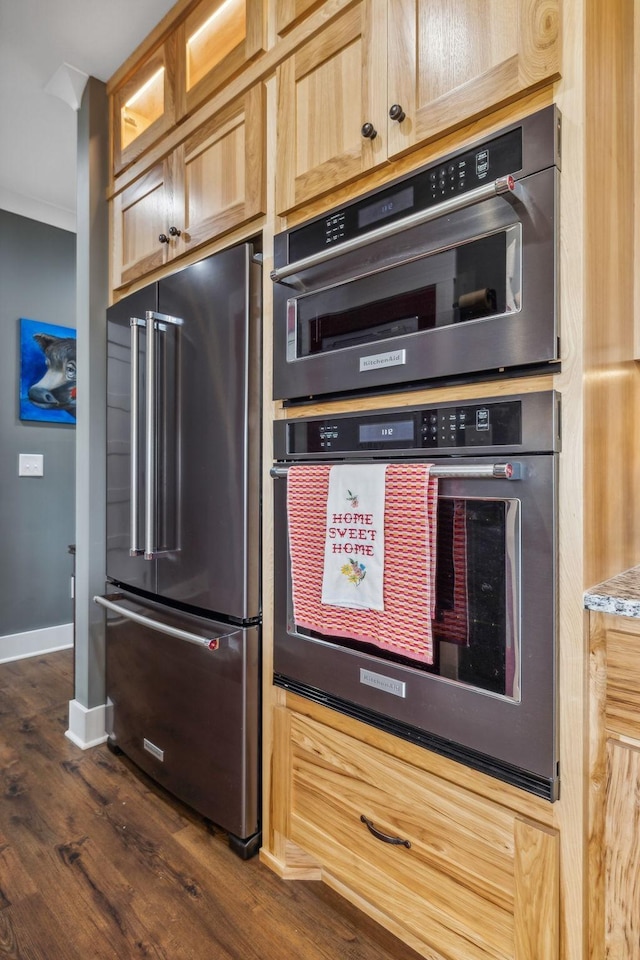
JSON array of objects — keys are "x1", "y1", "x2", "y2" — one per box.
[
  {"x1": 389, "y1": 104, "x2": 406, "y2": 123},
  {"x1": 168, "y1": 226, "x2": 181, "y2": 237},
  {"x1": 158, "y1": 233, "x2": 170, "y2": 244},
  {"x1": 361, "y1": 122, "x2": 377, "y2": 140}
]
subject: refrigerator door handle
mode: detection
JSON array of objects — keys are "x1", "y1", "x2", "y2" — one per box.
[
  {"x1": 144, "y1": 311, "x2": 183, "y2": 560},
  {"x1": 144, "y1": 310, "x2": 157, "y2": 560},
  {"x1": 94, "y1": 594, "x2": 228, "y2": 650},
  {"x1": 129, "y1": 317, "x2": 145, "y2": 556}
]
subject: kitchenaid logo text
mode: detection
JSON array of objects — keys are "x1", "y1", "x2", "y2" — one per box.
[
  {"x1": 359, "y1": 349, "x2": 407, "y2": 372},
  {"x1": 360, "y1": 669, "x2": 406, "y2": 698}
]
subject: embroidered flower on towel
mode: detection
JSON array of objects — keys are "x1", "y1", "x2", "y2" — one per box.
[
  {"x1": 346, "y1": 489, "x2": 359, "y2": 508},
  {"x1": 341, "y1": 559, "x2": 366, "y2": 586}
]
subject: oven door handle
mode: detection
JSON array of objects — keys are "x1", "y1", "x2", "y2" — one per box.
[
  {"x1": 270, "y1": 463, "x2": 521, "y2": 480},
  {"x1": 270, "y1": 175, "x2": 521, "y2": 283}
]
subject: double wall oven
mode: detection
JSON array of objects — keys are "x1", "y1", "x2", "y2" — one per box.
[{"x1": 271, "y1": 106, "x2": 561, "y2": 801}]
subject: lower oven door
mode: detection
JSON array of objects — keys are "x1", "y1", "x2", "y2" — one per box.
[{"x1": 273, "y1": 454, "x2": 558, "y2": 800}]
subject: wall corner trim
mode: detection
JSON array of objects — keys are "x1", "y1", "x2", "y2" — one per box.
[{"x1": 66, "y1": 698, "x2": 108, "y2": 749}]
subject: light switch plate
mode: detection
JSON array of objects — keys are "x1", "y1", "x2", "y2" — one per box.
[{"x1": 19, "y1": 453, "x2": 44, "y2": 477}]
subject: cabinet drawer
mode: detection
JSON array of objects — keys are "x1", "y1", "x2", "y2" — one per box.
[
  {"x1": 287, "y1": 711, "x2": 558, "y2": 960},
  {"x1": 606, "y1": 626, "x2": 640, "y2": 739}
]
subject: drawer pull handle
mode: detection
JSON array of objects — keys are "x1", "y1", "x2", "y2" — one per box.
[{"x1": 360, "y1": 815, "x2": 411, "y2": 848}]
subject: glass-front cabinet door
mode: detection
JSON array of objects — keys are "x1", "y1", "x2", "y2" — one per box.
[
  {"x1": 110, "y1": 0, "x2": 265, "y2": 174},
  {"x1": 183, "y1": 0, "x2": 265, "y2": 114},
  {"x1": 112, "y1": 36, "x2": 179, "y2": 175}
]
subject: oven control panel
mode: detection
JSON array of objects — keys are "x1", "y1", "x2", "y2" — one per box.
[{"x1": 286, "y1": 399, "x2": 522, "y2": 455}]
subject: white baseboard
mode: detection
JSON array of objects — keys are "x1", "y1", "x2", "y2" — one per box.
[
  {"x1": 0, "y1": 622, "x2": 73, "y2": 664},
  {"x1": 66, "y1": 698, "x2": 108, "y2": 749}
]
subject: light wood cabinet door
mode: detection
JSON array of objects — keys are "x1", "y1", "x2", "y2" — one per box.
[
  {"x1": 112, "y1": 157, "x2": 177, "y2": 289},
  {"x1": 279, "y1": 707, "x2": 560, "y2": 960},
  {"x1": 589, "y1": 615, "x2": 640, "y2": 959},
  {"x1": 183, "y1": 0, "x2": 265, "y2": 115},
  {"x1": 112, "y1": 85, "x2": 265, "y2": 290},
  {"x1": 275, "y1": 0, "x2": 560, "y2": 214},
  {"x1": 112, "y1": 36, "x2": 179, "y2": 177},
  {"x1": 605, "y1": 739, "x2": 640, "y2": 959},
  {"x1": 275, "y1": 0, "x2": 388, "y2": 215},
  {"x1": 176, "y1": 83, "x2": 266, "y2": 255},
  {"x1": 386, "y1": 0, "x2": 560, "y2": 159}
]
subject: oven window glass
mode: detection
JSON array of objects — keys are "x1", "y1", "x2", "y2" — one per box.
[
  {"x1": 291, "y1": 226, "x2": 521, "y2": 359},
  {"x1": 433, "y1": 497, "x2": 519, "y2": 700},
  {"x1": 291, "y1": 494, "x2": 520, "y2": 701}
]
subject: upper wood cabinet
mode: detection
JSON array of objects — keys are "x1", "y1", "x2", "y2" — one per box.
[
  {"x1": 386, "y1": 0, "x2": 560, "y2": 159},
  {"x1": 111, "y1": 84, "x2": 266, "y2": 290},
  {"x1": 275, "y1": 0, "x2": 560, "y2": 214},
  {"x1": 276, "y1": 1, "x2": 387, "y2": 216},
  {"x1": 182, "y1": 0, "x2": 265, "y2": 115},
  {"x1": 111, "y1": 0, "x2": 265, "y2": 176},
  {"x1": 113, "y1": 35, "x2": 180, "y2": 175}
]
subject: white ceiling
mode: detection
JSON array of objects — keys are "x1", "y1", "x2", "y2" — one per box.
[{"x1": 0, "y1": 0, "x2": 177, "y2": 232}]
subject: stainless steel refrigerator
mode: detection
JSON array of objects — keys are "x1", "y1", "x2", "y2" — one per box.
[{"x1": 97, "y1": 242, "x2": 262, "y2": 858}]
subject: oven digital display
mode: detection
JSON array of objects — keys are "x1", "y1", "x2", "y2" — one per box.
[
  {"x1": 359, "y1": 420, "x2": 415, "y2": 444},
  {"x1": 358, "y1": 186, "x2": 414, "y2": 230}
]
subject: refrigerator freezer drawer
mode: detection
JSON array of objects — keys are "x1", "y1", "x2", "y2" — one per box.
[{"x1": 102, "y1": 592, "x2": 260, "y2": 843}]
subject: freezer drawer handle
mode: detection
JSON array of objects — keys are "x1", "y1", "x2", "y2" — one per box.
[
  {"x1": 270, "y1": 175, "x2": 520, "y2": 284},
  {"x1": 94, "y1": 595, "x2": 225, "y2": 650},
  {"x1": 270, "y1": 463, "x2": 521, "y2": 480}
]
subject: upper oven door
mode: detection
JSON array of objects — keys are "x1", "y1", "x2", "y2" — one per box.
[
  {"x1": 273, "y1": 164, "x2": 557, "y2": 401},
  {"x1": 272, "y1": 105, "x2": 561, "y2": 403}
]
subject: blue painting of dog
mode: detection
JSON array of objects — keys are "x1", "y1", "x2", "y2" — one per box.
[{"x1": 19, "y1": 318, "x2": 77, "y2": 423}]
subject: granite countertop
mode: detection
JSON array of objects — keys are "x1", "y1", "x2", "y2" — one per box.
[{"x1": 584, "y1": 566, "x2": 640, "y2": 618}]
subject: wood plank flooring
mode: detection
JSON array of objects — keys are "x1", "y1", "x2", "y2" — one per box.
[{"x1": 0, "y1": 650, "x2": 423, "y2": 960}]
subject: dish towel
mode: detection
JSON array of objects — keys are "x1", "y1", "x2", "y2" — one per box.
[
  {"x1": 436, "y1": 499, "x2": 470, "y2": 646},
  {"x1": 321, "y1": 464, "x2": 387, "y2": 610},
  {"x1": 287, "y1": 462, "x2": 438, "y2": 664}
]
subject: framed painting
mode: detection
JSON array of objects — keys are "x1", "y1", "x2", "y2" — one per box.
[{"x1": 19, "y1": 318, "x2": 77, "y2": 423}]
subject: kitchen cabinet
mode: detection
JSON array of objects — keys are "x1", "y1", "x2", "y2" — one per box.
[
  {"x1": 589, "y1": 612, "x2": 640, "y2": 960},
  {"x1": 182, "y1": 0, "x2": 265, "y2": 115},
  {"x1": 275, "y1": 0, "x2": 560, "y2": 214},
  {"x1": 111, "y1": 84, "x2": 265, "y2": 290},
  {"x1": 604, "y1": 739, "x2": 640, "y2": 960},
  {"x1": 272, "y1": 698, "x2": 559, "y2": 960},
  {"x1": 110, "y1": 0, "x2": 265, "y2": 175},
  {"x1": 112, "y1": 34, "x2": 180, "y2": 176}
]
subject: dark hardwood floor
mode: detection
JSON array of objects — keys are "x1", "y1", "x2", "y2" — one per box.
[{"x1": 0, "y1": 650, "x2": 423, "y2": 959}]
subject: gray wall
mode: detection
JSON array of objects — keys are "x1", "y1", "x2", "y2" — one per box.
[{"x1": 0, "y1": 210, "x2": 76, "y2": 636}]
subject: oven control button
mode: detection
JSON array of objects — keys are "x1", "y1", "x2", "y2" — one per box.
[
  {"x1": 476, "y1": 408, "x2": 490, "y2": 430},
  {"x1": 476, "y1": 149, "x2": 489, "y2": 178}
]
